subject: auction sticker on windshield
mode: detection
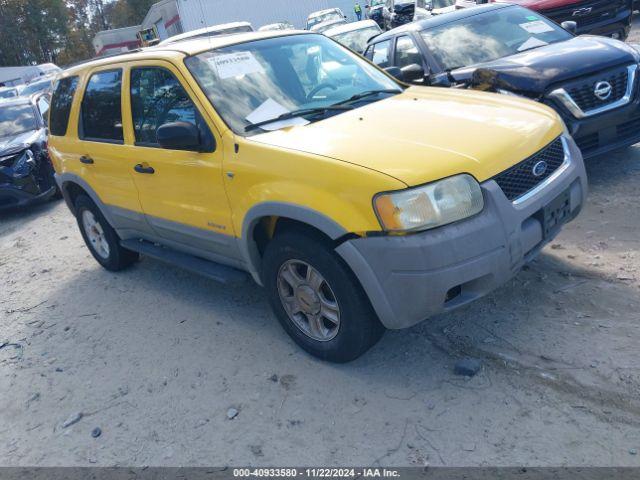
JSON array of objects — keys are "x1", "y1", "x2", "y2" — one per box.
[
  {"x1": 519, "y1": 20, "x2": 555, "y2": 35},
  {"x1": 518, "y1": 37, "x2": 548, "y2": 52},
  {"x1": 208, "y1": 51, "x2": 264, "y2": 79},
  {"x1": 246, "y1": 98, "x2": 310, "y2": 131}
]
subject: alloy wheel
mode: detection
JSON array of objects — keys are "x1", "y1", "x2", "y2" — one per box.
[
  {"x1": 81, "y1": 210, "x2": 110, "y2": 260},
  {"x1": 276, "y1": 260, "x2": 341, "y2": 342}
]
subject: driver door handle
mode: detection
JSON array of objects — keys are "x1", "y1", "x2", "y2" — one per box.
[
  {"x1": 134, "y1": 163, "x2": 155, "y2": 174},
  {"x1": 79, "y1": 155, "x2": 94, "y2": 165}
]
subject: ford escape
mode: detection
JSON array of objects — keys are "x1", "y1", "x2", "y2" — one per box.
[{"x1": 48, "y1": 31, "x2": 588, "y2": 362}]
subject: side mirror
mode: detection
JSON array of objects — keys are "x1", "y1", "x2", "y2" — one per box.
[
  {"x1": 428, "y1": 73, "x2": 452, "y2": 88},
  {"x1": 384, "y1": 66, "x2": 404, "y2": 81},
  {"x1": 401, "y1": 63, "x2": 425, "y2": 82},
  {"x1": 157, "y1": 121, "x2": 202, "y2": 151},
  {"x1": 561, "y1": 21, "x2": 577, "y2": 34}
]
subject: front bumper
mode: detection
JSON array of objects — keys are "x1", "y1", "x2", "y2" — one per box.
[
  {"x1": 0, "y1": 153, "x2": 57, "y2": 211},
  {"x1": 337, "y1": 136, "x2": 588, "y2": 329},
  {"x1": 552, "y1": 92, "x2": 640, "y2": 159},
  {"x1": 0, "y1": 184, "x2": 56, "y2": 211}
]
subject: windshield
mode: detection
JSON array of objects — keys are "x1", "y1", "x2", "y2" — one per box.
[
  {"x1": 0, "y1": 89, "x2": 17, "y2": 99},
  {"x1": 185, "y1": 34, "x2": 401, "y2": 136},
  {"x1": 420, "y1": 6, "x2": 571, "y2": 70},
  {"x1": 0, "y1": 104, "x2": 37, "y2": 137},
  {"x1": 313, "y1": 20, "x2": 345, "y2": 33},
  {"x1": 20, "y1": 81, "x2": 51, "y2": 97},
  {"x1": 307, "y1": 11, "x2": 342, "y2": 28},
  {"x1": 331, "y1": 26, "x2": 381, "y2": 53},
  {"x1": 371, "y1": 0, "x2": 384, "y2": 5}
]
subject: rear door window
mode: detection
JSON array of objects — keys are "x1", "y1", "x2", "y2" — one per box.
[
  {"x1": 370, "y1": 40, "x2": 391, "y2": 68},
  {"x1": 80, "y1": 69, "x2": 124, "y2": 143},
  {"x1": 50, "y1": 76, "x2": 78, "y2": 136},
  {"x1": 130, "y1": 67, "x2": 199, "y2": 147}
]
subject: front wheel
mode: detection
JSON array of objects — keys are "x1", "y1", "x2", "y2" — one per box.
[
  {"x1": 75, "y1": 195, "x2": 138, "y2": 271},
  {"x1": 262, "y1": 230, "x2": 385, "y2": 363}
]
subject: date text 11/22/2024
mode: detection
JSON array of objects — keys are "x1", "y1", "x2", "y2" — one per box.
[{"x1": 233, "y1": 468, "x2": 401, "y2": 477}]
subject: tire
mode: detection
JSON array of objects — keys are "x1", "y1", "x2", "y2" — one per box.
[
  {"x1": 74, "y1": 195, "x2": 138, "y2": 271},
  {"x1": 262, "y1": 230, "x2": 385, "y2": 363}
]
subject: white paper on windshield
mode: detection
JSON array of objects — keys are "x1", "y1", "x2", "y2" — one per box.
[
  {"x1": 246, "y1": 98, "x2": 309, "y2": 132},
  {"x1": 208, "y1": 51, "x2": 264, "y2": 79},
  {"x1": 519, "y1": 20, "x2": 555, "y2": 34},
  {"x1": 517, "y1": 36, "x2": 549, "y2": 52}
]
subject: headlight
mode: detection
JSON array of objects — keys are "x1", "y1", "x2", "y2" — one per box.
[
  {"x1": 374, "y1": 174, "x2": 484, "y2": 232},
  {"x1": 13, "y1": 149, "x2": 35, "y2": 175}
]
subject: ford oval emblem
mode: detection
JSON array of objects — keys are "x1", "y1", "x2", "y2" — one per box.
[{"x1": 532, "y1": 160, "x2": 548, "y2": 177}]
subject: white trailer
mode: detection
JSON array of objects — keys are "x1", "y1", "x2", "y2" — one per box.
[
  {"x1": 141, "y1": 0, "x2": 361, "y2": 38},
  {"x1": 92, "y1": 25, "x2": 142, "y2": 56}
]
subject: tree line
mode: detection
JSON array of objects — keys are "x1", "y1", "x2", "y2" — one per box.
[{"x1": 0, "y1": 0, "x2": 156, "y2": 67}]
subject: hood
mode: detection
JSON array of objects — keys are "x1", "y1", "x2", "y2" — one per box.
[
  {"x1": 455, "y1": 36, "x2": 639, "y2": 96},
  {"x1": 495, "y1": 0, "x2": 586, "y2": 8},
  {"x1": 0, "y1": 130, "x2": 41, "y2": 157},
  {"x1": 248, "y1": 87, "x2": 562, "y2": 187}
]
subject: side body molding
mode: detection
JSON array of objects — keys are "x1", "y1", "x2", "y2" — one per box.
[{"x1": 239, "y1": 202, "x2": 350, "y2": 285}]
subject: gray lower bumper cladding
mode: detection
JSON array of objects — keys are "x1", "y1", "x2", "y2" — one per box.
[{"x1": 337, "y1": 136, "x2": 588, "y2": 329}]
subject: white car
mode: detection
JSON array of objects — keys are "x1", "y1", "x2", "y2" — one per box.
[
  {"x1": 0, "y1": 86, "x2": 19, "y2": 100},
  {"x1": 310, "y1": 18, "x2": 348, "y2": 34},
  {"x1": 159, "y1": 22, "x2": 253, "y2": 45},
  {"x1": 18, "y1": 78, "x2": 54, "y2": 98},
  {"x1": 415, "y1": 0, "x2": 457, "y2": 19},
  {"x1": 306, "y1": 8, "x2": 347, "y2": 30},
  {"x1": 324, "y1": 20, "x2": 382, "y2": 54},
  {"x1": 454, "y1": 0, "x2": 485, "y2": 10},
  {"x1": 258, "y1": 22, "x2": 295, "y2": 32}
]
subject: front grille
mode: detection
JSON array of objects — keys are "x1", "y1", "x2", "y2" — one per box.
[
  {"x1": 575, "y1": 132, "x2": 600, "y2": 154},
  {"x1": 573, "y1": 117, "x2": 640, "y2": 157},
  {"x1": 616, "y1": 117, "x2": 640, "y2": 140},
  {"x1": 540, "y1": 0, "x2": 626, "y2": 28},
  {"x1": 494, "y1": 137, "x2": 565, "y2": 201},
  {"x1": 564, "y1": 67, "x2": 629, "y2": 112}
]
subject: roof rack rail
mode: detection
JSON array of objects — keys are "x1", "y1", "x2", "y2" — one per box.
[{"x1": 63, "y1": 48, "x2": 145, "y2": 70}]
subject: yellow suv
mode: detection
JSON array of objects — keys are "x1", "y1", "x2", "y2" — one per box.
[{"x1": 49, "y1": 31, "x2": 587, "y2": 362}]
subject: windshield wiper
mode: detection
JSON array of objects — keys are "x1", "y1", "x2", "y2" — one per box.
[
  {"x1": 332, "y1": 89, "x2": 402, "y2": 107},
  {"x1": 245, "y1": 105, "x2": 353, "y2": 133}
]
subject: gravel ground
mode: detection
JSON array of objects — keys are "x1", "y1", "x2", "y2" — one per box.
[{"x1": 2, "y1": 28, "x2": 640, "y2": 468}]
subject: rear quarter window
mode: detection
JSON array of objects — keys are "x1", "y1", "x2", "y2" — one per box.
[{"x1": 50, "y1": 76, "x2": 79, "y2": 136}]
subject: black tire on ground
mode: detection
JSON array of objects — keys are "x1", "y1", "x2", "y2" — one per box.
[
  {"x1": 262, "y1": 230, "x2": 385, "y2": 363},
  {"x1": 74, "y1": 194, "x2": 138, "y2": 271}
]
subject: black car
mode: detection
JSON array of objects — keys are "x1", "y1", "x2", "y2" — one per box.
[
  {"x1": 381, "y1": 0, "x2": 416, "y2": 30},
  {"x1": 369, "y1": 0, "x2": 386, "y2": 28},
  {"x1": 365, "y1": 4, "x2": 640, "y2": 159},
  {"x1": 532, "y1": 0, "x2": 632, "y2": 40},
  {"x1": 0, "y1": 94, "x2": 57, "y2": 210},
  {"x1": 470, "y1": 0, "x2": 633, "y2": 41}
]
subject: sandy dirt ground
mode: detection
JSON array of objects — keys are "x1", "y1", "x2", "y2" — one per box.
[{"x1": 3, "y1": 27, "x2": 640, "y2": 469}]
